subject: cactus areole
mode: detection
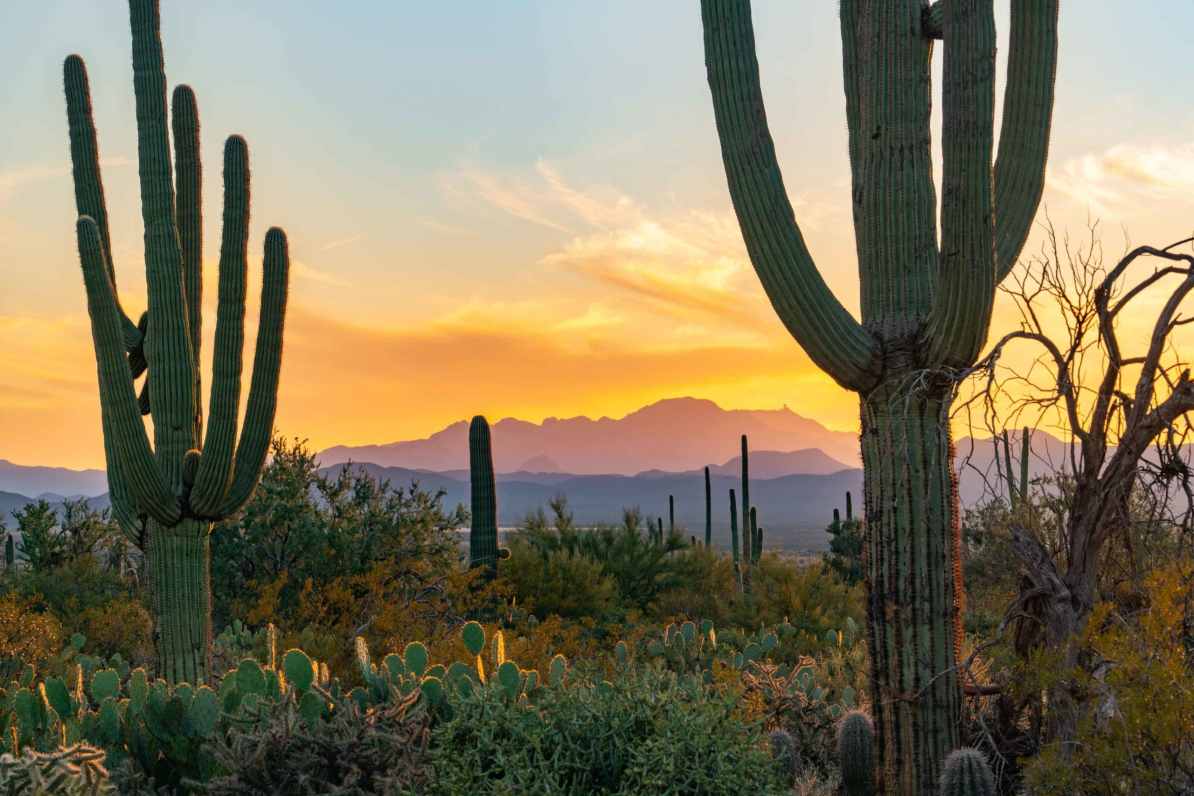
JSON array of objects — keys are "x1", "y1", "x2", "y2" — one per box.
[
  {"x1": 700, "y1": 1, "x2": 1057, "y2": 792},
  {"x1": 469, "y1": 415, "x2": 500, "y2": 572},
  {"x1": 65, "y1": 0, "x2": 290, "y2": 684}
]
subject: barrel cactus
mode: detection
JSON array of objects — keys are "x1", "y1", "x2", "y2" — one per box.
[
  {"x1": 468, "y1": 415, "x2": 499, "y2": 571},
  {"x1": 939, "y1": 748, "x2": 996, "y2": 796},
  {"x1": 64, "y1": 0, "x2": 290, "y2": 683},
  {"x1": 838, "y1": 709, "x2": 875, "y2": 796},
  {"x1": 700, "y1": 1, "x2": 1057, "y2": 789}
]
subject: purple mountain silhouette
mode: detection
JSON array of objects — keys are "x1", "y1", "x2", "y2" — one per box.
[{"x1": 318, "y1": 397, "x2": 861, "y2": 475}]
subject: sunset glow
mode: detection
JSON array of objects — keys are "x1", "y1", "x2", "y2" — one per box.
[{"x1": 3, "y1": 1, "x2": 1194, "y2": 468}]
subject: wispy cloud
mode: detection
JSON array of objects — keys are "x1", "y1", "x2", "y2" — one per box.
[
  {"x1": 319, "y1": 234, "x2": 362, "y2": 252},
  {"x1": 449, "y1": 160, "x2": 773, "y2": 331},
  {"x1": 291, "y1": 259, "x2": 352, "y2": 288},
  {"x1": 0, "y1": 157, "x2": 132, "y2": 204},
  {"x1": 1048, "y1": 142, "x2": 1194, "y2": 216}
]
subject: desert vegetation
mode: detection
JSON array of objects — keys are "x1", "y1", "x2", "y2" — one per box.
[{"x1": 1, "y1": 0, "x2": 1192, "y2": 794}]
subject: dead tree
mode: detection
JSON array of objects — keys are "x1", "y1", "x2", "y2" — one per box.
[{"x1": 960, "y1": 220, "x2": 1194, "y2": 750}]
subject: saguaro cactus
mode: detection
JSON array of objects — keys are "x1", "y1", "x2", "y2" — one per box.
[
  {"x1": 668, "y1": 494, "x2": 675, "y2": 534},
  {"x1": 469, "y1": 415, "x2": 499, "y2": 572},
  {"x1": 728, "y1": 487, "x2": 740, "y2": 585},
  {"x1": 740, "y1": 434, "x2": 752, "y2": 585},
  {"x1": 65, "y1": 0, "x2": 291, "y2": 684},
  {"x1": 700, "y1": 1, "x2": 1057, "y2": 791},
  {"x1": 999, "y1": 427, "x2": 1031, "y2": 507},
  {"x1": 703, "y1": 466, "x2": 712, "y2": 547},
  {"x1": 939, "y1": 748, "x2": 996, "y2": 796}
]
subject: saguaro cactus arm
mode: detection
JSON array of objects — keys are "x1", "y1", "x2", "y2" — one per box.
[
  {"x1": 190, "y1": 137, "x2": 251, "y2": 515},
  {"x1": 129, "y1": 0, "x2": 195, "y2": 487},
  {"x1": 171, "y1": 84, "x2": 203, "y2": 379},
  {"x1": 217, "y1": 229, "x2": 290, "y2": 515},
  {"x1": 701, "y1": 0, "x2": 879, "y2": 391},
  {"x1": 993, "y1": 0, "x2": 1059, "y2": 279},
  {"x1": 925, "y1": 0, "x2": 997, "y2": 369},
  {"x1": 63, "y1": 55, "x2": 141, "y2": 350},
  {"x1": 77, "y1": 218, "x2": 180, "y2": 526}
]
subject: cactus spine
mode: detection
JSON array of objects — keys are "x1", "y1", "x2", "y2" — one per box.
[
  {"x1": 469, "y1": 415, "x2": 499, "y2": 572},
  {"x1": 838, "y1": 710, "x2": 875, "y2": 796},
  {"x1": 703, "y1": 465, "x2": 712, "y2": 547},
  {"x1": 65, "y1": 0, "x2": 291, "y2": 683},
  {"x1": 700, "y1": 2, "x2": 1057, "y2": 789},
  {"x1": 939, "y1": 748, "x2": 996, "y2": 796}
]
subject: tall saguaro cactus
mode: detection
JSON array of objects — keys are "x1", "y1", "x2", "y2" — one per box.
[
  {"x1": 700, "y1": 1, "x2": 1057, "y2": 792},
  {"x1": 64, "y1": 0, "x2": 291, "y2": 684},
  {"x1": 469, "y1": 415, "x2": 499, "y2": 572},
  {"x1": 703, "y1": 466, "x2": 712, "y2": 547},
  {"x1": 739, "y1": 434, "x2": 752, "y2": 587}
]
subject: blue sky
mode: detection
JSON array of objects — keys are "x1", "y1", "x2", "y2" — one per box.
[{"x1": 3, "y1": 2, "x2": 1194, "y2": 466}]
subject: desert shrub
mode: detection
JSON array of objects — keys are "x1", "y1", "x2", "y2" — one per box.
[
  {"x1": 191, "y1": 689, "x2": 430, "y2": 795},
  {"x1": 744, "y1": 556, "x2": 865, "y2": 647},
  {"x1": 1022, "y1": 560, "x2": 1194, "y2": 794},
  {"x1": 76, "y1": 598, "x2": 153, "y2": 669},
  {"x1": 0, "y1": 594, "x2": 62, "y2": 680},
  {"x1": 502, "y1": 540, "x2": 618, "y2": 620},
  {"x1": 211, "y1": 436, "x2": 465, "y2": 630},
  {"x1": 648, "y1": 544, "x2": 739, "y2": 623},
  {"x1": 427, "y1": 665, "x2": 786, "y2": 795},
  {"x1": 510, "y1": 499, "x2": 688, "y2": 614}
]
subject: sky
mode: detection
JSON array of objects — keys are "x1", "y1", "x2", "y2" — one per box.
[{"x1": 2, "y1": 1, "x2": 1194, "y2": 469}]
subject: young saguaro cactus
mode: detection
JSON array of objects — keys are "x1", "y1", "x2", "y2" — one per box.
[
  {"x1": 469, "y1": 415, "x2": 499, "y2": 572},
  {"x1": 838, "y1": 710, "x2": 875, "y2": 796},
  {"x1": 64, "y1": 0, "x2": 290, "y2": 684},
  {"x1": 701, "y1": 2, "x2": 1057, "y2": 791},
  {"x1": 740, "y1": 434, "x2": 752, "y2": 585},
  {"x1": 939, "y1": 748, "x2": 996, "y2": 796},
  {"x1": 703, "y1": 465, "x2": 712, "y2": 547}
]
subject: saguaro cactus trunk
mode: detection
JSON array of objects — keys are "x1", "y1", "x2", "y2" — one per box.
[
  {"x1": 469, "y1": 415, "x2": 499, "y2": 572},
  {"x1": 700, "y1": 1, "x2": 1057, "y2": 791},
  {"x1": 703, "y1": 466, "x2": 712, "y2": 547},
  {"x1": 65, "y1": 0, "x2": 291, "y2": 683}
]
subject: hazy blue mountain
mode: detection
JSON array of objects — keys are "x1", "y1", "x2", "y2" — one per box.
[{"x1": 0, "y1": 459, "x2": 107, "y2": 499}]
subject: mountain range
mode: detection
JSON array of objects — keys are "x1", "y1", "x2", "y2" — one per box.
[
  {"x1": 6, "y1": 398, "x2": 1178, "y2": 549},
  {"x1": 318, "y1": 397, "x2": 862, "y2": 474}
]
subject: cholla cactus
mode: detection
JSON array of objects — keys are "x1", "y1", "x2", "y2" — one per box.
[
  {"x1": 0, "y1": 744, "x2": 113, "y2": 795},
  {"x1": 64, "y1": 0, "x2": 290, "y2": 683},
  {"x1": 700, "y1": 1, "x2": 1057, "y2": 789},
  {"x1": 939, "y1": 748, "x2": 996, "y2": 796}
]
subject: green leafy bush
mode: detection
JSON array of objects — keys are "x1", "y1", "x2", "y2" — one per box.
[{"x1": 428, "y1": 665, "x2": 786, "y2": 795}]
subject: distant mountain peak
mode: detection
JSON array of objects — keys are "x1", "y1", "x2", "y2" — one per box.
[{"x1": 318, "y1": 396, "x2": 861, "y2": 474}]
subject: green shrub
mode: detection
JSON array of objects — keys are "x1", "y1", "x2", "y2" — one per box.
[
  {"x1": 502, "y1": 541, "x2": 619, "y2": 620},
  {"x1": 428, "y1": 665, "x2": 786, "y2": 795}
]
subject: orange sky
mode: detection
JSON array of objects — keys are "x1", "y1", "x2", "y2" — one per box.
[{"x1": 3, "y1": 2, "x2": 1194, "y2": 469}]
